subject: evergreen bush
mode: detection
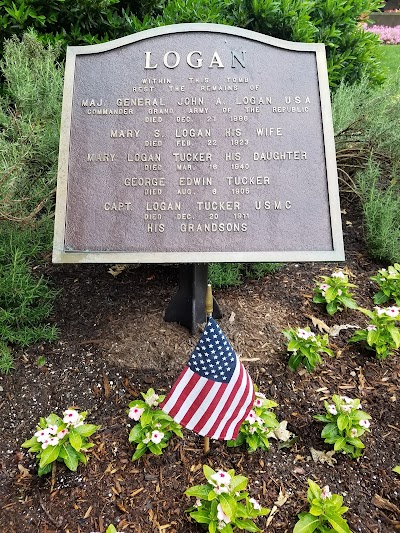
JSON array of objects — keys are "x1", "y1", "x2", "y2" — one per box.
[{"x1": 0, "y1": 0, "x2": 385, "y2": 90}]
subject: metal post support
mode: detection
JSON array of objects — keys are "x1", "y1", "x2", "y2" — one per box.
[{"x1": 164, "y1": 263, "x2": 222, "y2": 334}]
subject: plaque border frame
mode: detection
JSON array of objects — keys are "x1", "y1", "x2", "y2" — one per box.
[{"x1": 53, "y1": 23, "x2": 345, "y2": 264}]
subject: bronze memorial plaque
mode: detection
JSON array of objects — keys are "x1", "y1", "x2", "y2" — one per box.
[{"x1": 53, "y1": 24, "x2": 344, "y2": 263}]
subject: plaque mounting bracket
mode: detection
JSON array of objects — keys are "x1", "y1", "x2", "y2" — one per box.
[{"x1": 165, "y1": 263, "x2": 222, "y2": 334}]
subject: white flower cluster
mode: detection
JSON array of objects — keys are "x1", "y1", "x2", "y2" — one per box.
[
  {"x1": 327, "y1": 397, "x2": 370, "y2": 429},
  {"x1": 35, "y1": 409, "x2": 83, "y2": 450},
  {"x1": 374, "y1": 306, "x2": 399, "y2": 318},
  {"x1": 142, "y1": 430, "x2": 164, "y2": 445}
]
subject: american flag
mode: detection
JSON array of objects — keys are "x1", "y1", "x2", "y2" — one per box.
[{"x1": 161, "y1": 317, "x2": 254, "y2": 440}]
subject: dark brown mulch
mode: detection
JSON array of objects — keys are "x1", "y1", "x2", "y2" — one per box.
[{"x1": 0, "y1": 203, "x2": 399, "y2": 533}]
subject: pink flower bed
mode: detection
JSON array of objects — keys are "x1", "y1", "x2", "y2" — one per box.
[{"x1": 364, "y1": 24, "x2": 400, "y2": 44}]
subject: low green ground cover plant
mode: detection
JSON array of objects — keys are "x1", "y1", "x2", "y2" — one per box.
[
  {"x1": 209, "y1": 263, "x2": 281, "y2": 288},
  {"x1": 227, "y1": 391, "x2": 279, "y2": 452},
  {"x1": 127, "y1": 388, "x2": 183, "y2": 460},
  {"x1": 371, "y1": 264, "x2": 400, "y2": 305},
  {"x1": 294, "y1": 479, "x2": 353, "y2": 533},
  {"x1": 313, "y1": 271, "x2": 358, "y2": 315},
  {"x1": 185, "y1": 465, "x2": 269, "y2": 532},
  {"x1": 349, "y1": 305, "x2": 400, "y2": 359},
  {"x1": 22, "y1": 409, "x2": 99, "y2": 476},
  {"x1": 314, "y1": 395, "x2": 371, "y2": 459},
  {"x1": 283, "y1": 327, "x2": 334, "y2": 372}
]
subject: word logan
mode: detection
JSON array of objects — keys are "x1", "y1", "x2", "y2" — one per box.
[{"x1": 144, "y1": 50, "x2": 246, "y2": 70}]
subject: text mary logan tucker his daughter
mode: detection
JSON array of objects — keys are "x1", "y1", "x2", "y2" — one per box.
[{"x1": 52, "y1": 23, "x2": 344, "y2": 264}]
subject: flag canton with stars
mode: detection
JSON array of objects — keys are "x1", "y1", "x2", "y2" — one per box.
[{"x1": 187, "y1": 318, "x2": 236, "y2": 382}]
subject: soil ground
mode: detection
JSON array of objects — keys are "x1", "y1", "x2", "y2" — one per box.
[{"x1": 0, "y1": 202, "x2": 399, "y2": 533}]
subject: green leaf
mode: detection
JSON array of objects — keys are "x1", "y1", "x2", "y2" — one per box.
[
  {"x1": 346, "y1": 437, "x2": 365, "y2": 449},
  {"x1": 73, "y1": 424, "x2": 99, "y2": 437},
  {"x1": 334, "y1": 437, "x2": 346, "y2": 451},
  {"x1": 326, "y1": 301, "x2": 338, "y2": 315},
  {"x1": 235, "y1": 518, "x2": 261, "y2": 531},
  {"x1": 106, "y1": 525, "x2": 118, "y2": 533},
  {"x1": 373, "y1": 291, "x2": 388, "y2": 305},
  {"x1": 230, "y1": 475, "x2": 248, "y2": 493},
  {"x1": 325, "y1": 286, "x2": 337, "y2": 303},
  {"x1": 189, "y1": 510, "x2": 211, "y2": 524},
  {"x1": 128, "y1": 424, "x2": 143, "y2": 442},
  {"x1": 219, "y1": 493, "x2": 237, "y2": 520},
  {"x1": 393, "y1": 466, "x2": 400, "y2": 475},
  {"x1": 321, "y1": 423, "x2": 339, "y2": 439},
  {"x1": 38, "y1": 463, "x2": 52, "y2": 477},
  {"x1": 288, "y1": 351, "x2": 303, "y2": 371},
  {"x1": 203, "y1": 464, "x2": 216, "y2": 482},
  {"x1": 185, "y1": 485, "x2": 211, "y2": 499},
  {"x1": 140, "y1": 409, "x2": 153, "y2": 426},
  {"x1": 293, "y1": 513, "x2": 320, "y2": 533},
  {"x1": 39, "y1": 444, "x2": 61, "y2": 469},
  {"x1": 387, "y1": 325, "x2": 400, "y2": 348},
  {"x1": 340, "y1": 296, "x2": 357, "y2": 309},
  {"x1": 313, "y1": 414, "x2": 331, "y2": 423},
  {"x1": 69, "y1": 428, "x2": 83, "y2": 451},
  {"x1": 59, "y1": 442, "x2": 79, "y2": 471},
  {"x1": 22, "y1": 436, "x2": 38, "y2": 448},
  {"x1": 326, "y1": 511, "x2": 352, "y2": 533},
  {"x1": 132, "y1": 445, "x2": 147, "y2": 461},
  {"x1": 288, "y1": 339, "x2": 300, "y2": 351},
  {"x1": 307, "y1": 480, "x2": 321, "y2": 501},
  {"x1": 337, "y1": 414, "x2": 350, "y2": 432}
]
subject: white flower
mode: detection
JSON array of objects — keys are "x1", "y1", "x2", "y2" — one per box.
[
  {"x1": 213, "y1": 484, "x2": 230, "y2": 495},
  {"x1": 246, "y1": 410, "x2": 257, "y2": 425},
  {"x1": 332, "y1": 271, "x2": 345, "y2": 279},
  {"x1": 341, "y1": 404, "x2": 352, "y2": 413},
  {"x1": 319, "y1": 283, "x2": 329, "y2": 293},
  {"x1": 249, "y1": 497, "x2": 262, "y2": 510},
  {"x1": 41, "y1": 439, "x2": 51, "y2": 450},
  {"x1": 211, "y1": 471, "x2": 231, "y2": 487},
  {"x1": 386, "y1": 306, "x2": 399, "y2": 318},
  {"x1": 128, "y1": 406, "x2": 144, "y2": 421},
  {"x1": 297, "y1": 328, "x2": 315, "y2": 340},
  {"x1": 341, "y1": 396, "x2": 353, "y2": 405},
  {"x1": 217, "y1": 503, "x2": 231, "y2": 524},
  {"x1": 145, "y1": 392, "x2": 160, "y2": 407},
  {"x1": 321, "y1": 485, "x2": 332, "y2": 500},
  {"x1": 57, "y1": 428, "x2": 69, "y2": 439},
  {"x1": 194, "y1": 499, "x2": 202, "y2": 508},
  {"x1": 47, "y1": 425, "x2": 59, "y2": 435},
  {"x1": 350, "y1": 428, "x2": 358, "y2": 438},
  {"x1": 35, "y1": 428, "x2": 51, "y2": 443},
  {"x1": 254, "y1": 398, "x2": 263, "y2": 408},
  {"x1": 327, "y1": 405, "x2": 337, "y2": 415},
  {"x1": 63, "y1": 409, "x2": 82, "y2": 427},
  {"x1": 150, "y1": 430, "x2": 164, "y2": 444},
  {"x1": 47, "y1": 436, "x2": 60, "y2": 446},
  {"x1": 367, "y1": 325, "x2": 377, "y2": 331},
  {"x1": 359, "y1": 419, "x2": 370, "y2": 429},
  {"x1": 248, "y1": 426, "x2": 256, "y2": 434},
  {"x1": 337, "y1": 289, "x2": 343, "y2": 296},
  {"x1": 374, "y1": 306, "x2": 386, "y2": 316},
  {"x1": 255, "y1": 391, "x2": 266, "y2": 399}
]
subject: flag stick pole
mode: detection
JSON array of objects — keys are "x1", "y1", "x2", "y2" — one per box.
[{"x1": 203, "y1": 283, "x2": 213, "y2": 455}]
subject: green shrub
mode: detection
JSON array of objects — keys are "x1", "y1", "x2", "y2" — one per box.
[
  {"x1": 0, "y1": 221, "x2": 58, "y2": 372},
  {"x1": 1, "y1": 0, "x2": 384, "y2": 90},
  {"x1": 356, "y1": 161, "x2": 400, "y2": 263},
  {"x1": 0, "y1": 30, "x2": 63, "y2": 221}
]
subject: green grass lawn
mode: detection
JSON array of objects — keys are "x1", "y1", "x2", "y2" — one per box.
[{"x1": 379, "y1": 44, "x2": 400, "y2": 75}]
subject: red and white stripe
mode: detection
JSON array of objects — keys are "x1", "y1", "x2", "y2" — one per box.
[{"x1": 161, "y1": 361, "x2": 254, "y2": 440}]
